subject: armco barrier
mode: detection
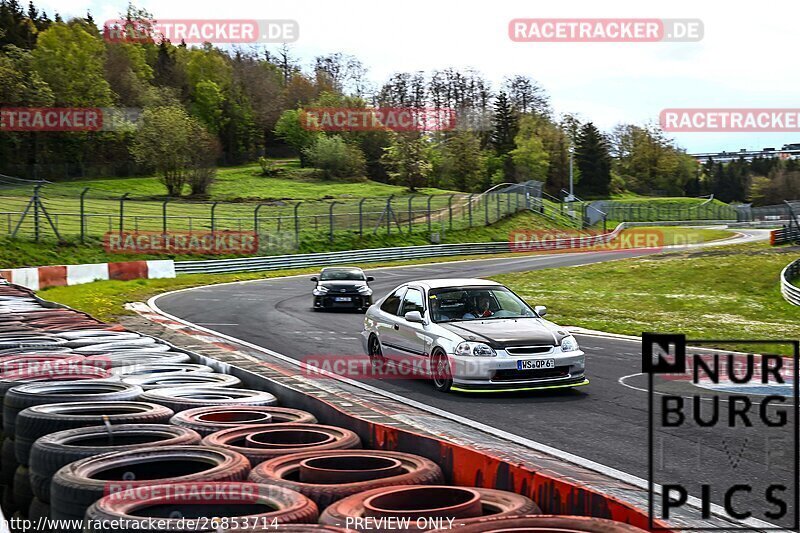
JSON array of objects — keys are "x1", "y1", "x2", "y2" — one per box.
[
  {"x1": 0, "y1": 259, "x2": 174, "y2": 290},
  {"x1": 772, "y1": 225, "x2": 800, "y2": 245},
  {"x1": 781, "y1": 258, "x2": 800, "y2": 306},
  {"x1": 174, "y1": 224, "x2": 628, "y2": 275}
]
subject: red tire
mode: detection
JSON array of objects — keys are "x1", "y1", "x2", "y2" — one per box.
[
  {"x1": 428, "y1": 515, "x2": 649, "y2": 532},
  {"x1": 84, "y1": 482, "x2": 319, "y2": 532},
  {"x1": 319, "y1": 485, "x2": 539, "y2": 529},
  {"x1": 249, "y1": 450, "x2": 443, "y2": 508},
  {"x1": 50, "y1": 445, "x2": 251, "y2": 522},
  {"x1": 171, "y1": 406, "x2": 318, "y2": 436},
  {"x1": 203, "y1": 424, "x2": 361, "y2": 465}
]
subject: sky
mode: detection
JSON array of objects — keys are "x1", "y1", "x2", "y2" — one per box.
[{"x1": 35, "y1": 0, "x2": 800, "y2": 153}]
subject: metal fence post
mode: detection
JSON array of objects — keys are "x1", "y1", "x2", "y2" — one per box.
[
  {"x1": 329, "y1": 201, "x2": 341, "y2": 243},
  {"x1": 33, "y1": 185, "x2": 41, "y2": 242},
  {"x1": 294, "y1": 201, "x2": 302, "y2": 247},
  {"x1": 162, "y1": 199, "x2": 170, "y2": 236},
  {"x1": 80, "y1": 187, "x2": 89, "y2": 243},
  {"x1": 468, "y1": 194, "x2": 474, "y2": 227},
  {"x1": 254, "y1": 203, "x2": 265, "y2": 236},
  {"x1": 427, "y1": 195, "x2": 433, "y2": 233},
  {"x1": 496, "y1": 193, "x2": 500, "y2": 221},
  {"x1": 386, "y1": 195, "x2": 393, "y2": 235},
  {"x1": 210, "y1": 202, "x2": 219, "y2": 235},
  {"x1": 119, "y1": 193, "x2": 130, "y2": 237},
  {"x1": 448, "y1": 195, "x2": 454, "y2": 230},
  {"x1": 358, "y1": 198, "x2": 366, "y2": 236},
  {"x1": 485, "y1": 194, "x2": 490, "y2": 226},
  {"x1": 407, "y1": 195, "x2": 416, "y2": 233}
]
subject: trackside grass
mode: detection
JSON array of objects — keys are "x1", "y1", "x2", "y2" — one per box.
[
  {"x1": 493, "y1": 243, "x2": 800, "y2": 352},
  {"x1": 36, "y1": 225, "x2": 735, "y2": 322}
]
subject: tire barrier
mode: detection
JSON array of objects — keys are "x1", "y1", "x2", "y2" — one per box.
[
  {"x1": 0, "y1": 260, "x2": 175, "y2": 291},
  {"x1": 84, "y1": 482, "x2": 319, "y2": 532},
  {"x1": 50, "y1": 445, "x2": 250, "y2": 522},
  {"x1": 140, "y1": 386, "x2": 279, "y2": 413},
  {"x1": 112, "y1": 363, "x2": 214, "y2": 377},
  {"x1": 171, "y1": 406, "x2": 318, "y2": 436},
  {"x1": 0, "y1": 280, "x2": 667, "y2": 531},
  {"x1": 429, "y1": 515, "x2": 649, "y2": 532},
  {"x1": 28, "y1": 424, "x2": 201, "y2": 504},
  {"x1": 249, "y1": 450, "x2": 444, "y2": 508},
  {"x1": 3, "y1": 381, "x2": 143, "y2": 437},
  {"x1": 318, "y1": 485, "x2": 539, "y2": 530},
  {"x1": 203, "y1": 424, "x2": 361, "y2": 466},
  {"x1": 121, "y1": 372, "x2": 242, "y2": 390}
]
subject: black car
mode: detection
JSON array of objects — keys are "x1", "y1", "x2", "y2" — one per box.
[{"x1": 311, "y1": 267, "x2": 374, "y2": 311}]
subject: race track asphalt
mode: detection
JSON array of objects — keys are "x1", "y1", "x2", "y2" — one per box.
[{"x1": 155, "y1": 230, "x2": 796, "y2": 526}]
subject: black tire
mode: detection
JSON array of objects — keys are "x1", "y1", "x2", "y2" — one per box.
[
  {"x1": 120, "y1": 372, "x2": 241, "y2": 390},
  {"x1": 3, "y1": 381, "x2": 143, "y2": 438},
  {"x1": 1, "y1": 484, "x2": 17, "y2": 515},
  {"x1": 367, "y1": 335, "x2": 387, "y2": 378},
  {"x1": 1, "y1": 436, "x2": 17, "y2": 486},
  {"x1": 430, "y1": 349, "x2": 453, "y2": 393},
  {"x1": 14, "y1": 401, "x2": 174, "y2": 471},
  {"x1": 28, "y1": 424, "x2": 201, "y2": 503},
  {"x1": 13, "y1": 465, "x2": 33, "y2": 513},
  {"x1": 50, "y1": 445, "x2": 251, "y2": 524},
  {"x1": 170, "y1": 406, "x2": 317, "y2": 436},
  {"x1": 140, "y1": 386, "x2": 278, "y2": 413},
  {"x1": 28, "y1": 497, "x2": 49, "y2": 522}
]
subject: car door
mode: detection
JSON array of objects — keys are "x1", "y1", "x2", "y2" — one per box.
[
  {"x1": 375, "y1": 286, "x2": 406, "y2": 359},
  {"x1": 392, "y1": 287, "x2": 428, "y2": 362}
]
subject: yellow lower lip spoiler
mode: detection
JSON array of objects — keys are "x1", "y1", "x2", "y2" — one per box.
[{"x1": 451, "y1": 378, "x2": 589, "y2": 393}]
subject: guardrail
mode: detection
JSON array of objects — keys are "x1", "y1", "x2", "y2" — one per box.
[
  {"x1": 781, "y1": 258, "x2": 800, "y2": 306},
  {"x1": 771, "y1": 225, "x2": 800, "y2": 245},
  {"x1": 175, "y1": 224, "x2": 628, "y2": 274}
]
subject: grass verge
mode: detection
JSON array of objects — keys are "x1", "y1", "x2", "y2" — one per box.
[{"x1": 493, "y1": 242, "x2": 800, "y2": 353}]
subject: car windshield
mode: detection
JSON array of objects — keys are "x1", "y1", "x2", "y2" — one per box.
[
  {"x1": 320, "y1": 269, "x2": 365, "y2": 281},
  {"x1": 428, "y1": 286, "x2": 538, "y2": 322}
]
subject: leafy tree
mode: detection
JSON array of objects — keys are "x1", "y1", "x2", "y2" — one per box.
[
  {"x1": 510, "y1": 116, "x2": 549, "y2": 183},
  {"x1": 31, "y1": 21, "x2": 112, "y2": 105},
  {"x1": 503, "y1": 75, "x2": 549, "y2": 116},
  {"x1": 130, "y1": 105, "x2": 207, "y2": 196},
  {"x1": 575, "y1": 122, "x2": 611, "y2": 197},
  {"x1": 303, "y1": 135, "x2": 365, "y2": 180},
  {"x1": 440, "y1": 131, "x2": 487, "y2": 192},
  {"x1": 274, "y1": 109, "x2": 320, "y2": 166},
  {"x1": 191, "y1": 80, "x2": 225, "y2": 134},
  {"x1": 187, "y1": 122, "x2": 221, "y2": 196},
  {"x1": 382, "y1": 132, "x2": 432, "y2": 192}
]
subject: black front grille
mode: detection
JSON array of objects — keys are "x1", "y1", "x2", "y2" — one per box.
[
  {"x1": 492, "y1": 366, "x2": 570, "y2": 382},
  {"x1": 506, "y1": 345, "x2": 554, "y2": 355}
]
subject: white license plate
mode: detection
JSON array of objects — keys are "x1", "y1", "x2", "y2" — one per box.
[
  {"x1": 334, "y1": 297, "x2": 352, "y2": 302},
  {"x1": 517, "y1": 359, "x2": 556, "y2": 370}
]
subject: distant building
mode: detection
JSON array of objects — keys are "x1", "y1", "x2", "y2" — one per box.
[{"x1": 690, "y1": 143, "x2": 800, "y2": 163}]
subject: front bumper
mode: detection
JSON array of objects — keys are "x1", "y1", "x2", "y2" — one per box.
[
  {"x1": 449, "y1": 348, "x2": 586, "y2": 390},
  {"x1": 314, "y1": 294, "x2": 372, "y2": 310}
]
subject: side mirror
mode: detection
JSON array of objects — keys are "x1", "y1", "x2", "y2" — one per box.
[
  {"x1": 404, "y1": 311, "x2": 425, "y2": 323},
  {"x1": 366, "y1": 276, "x2": 375, "y2": 282},
  {"x1": 310, "y1": 277, "x2": 318, "y2": 282},
  {"x1": 534, "y1": 305, "x2": 547, "y2": 317}
]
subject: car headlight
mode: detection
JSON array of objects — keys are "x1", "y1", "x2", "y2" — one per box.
[
  {"x1": 356, "y1": 285, "x2": 373, "y2": 295},
  {"x1": 312, "y1": 287, "x2": 329, "y2": 296},
  {"x1": 454, "y1": 341, "x2": 497, "y2": 357},
  {"x1": 560, "y1": 335, "x2": 579, "y2": 352}
]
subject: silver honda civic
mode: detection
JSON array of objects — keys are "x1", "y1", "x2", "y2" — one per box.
[{"x1": 360, "y1": 278, "x2": 587, "y2": 392}]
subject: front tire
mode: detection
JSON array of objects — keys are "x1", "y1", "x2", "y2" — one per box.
[
  {"x1": 367, "y1": 335, "x2": 386, "y2": 378},
  {"x1": 431, "y1": 349, "x2": 453, "y2": 393}
]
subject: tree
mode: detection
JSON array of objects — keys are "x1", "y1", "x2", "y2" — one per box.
[
  {"x1": 130, "y1": 106, "x2": 207, "y2": 196},
  {"x1": 510, "y1": 116, "x2": 549, "y2": 183},
  {"x1": 575, "y1": 122, "x2": 611, "y2": 197},
  {"x1": 31, "y1": 21, "x2": 112, "y2": 105},
  {"x1": 382, "y1": 132, "x2": 432, "y2": 192},
  {"x1": 490, "y1": 91, "x2": 518, "y2": 155},
  {"x1": 504, "y1": 75, "x2": 550, "y2": 116},
  {"x1": 187, "y1": 122, "x2": 221, "y2": 196},
  {"x1": 440, "y1": 132, "x2": 487, "y2": 192},
  {"x1": 303, "y1": 135, "x2": 365, "y2": 180},
  {"x1": 274, "y1": 109, "x2": 320, "y2": 166}
]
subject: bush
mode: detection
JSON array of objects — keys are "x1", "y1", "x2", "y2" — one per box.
[
  {"x1": 303, "y1": 135, "x2": 366, "y2": 180},
  {"x1": 258, "y1": 157, "x2": 281, "y2": 177}
]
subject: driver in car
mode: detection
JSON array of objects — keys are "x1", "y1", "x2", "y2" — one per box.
[{"x1": 462, "y1": 295, "x2": 494, "y2": 319}]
